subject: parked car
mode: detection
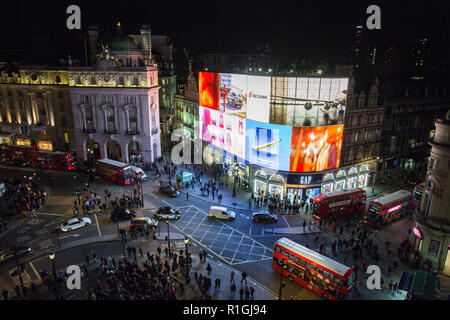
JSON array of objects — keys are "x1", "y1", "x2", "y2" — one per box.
[
  {"x1": 0, "y1": 247, "x2": 32, "y2": 264},
  {"x1": 208, "y1": 206, "x2": 236, "y2": 221},
  {"x1": 61, "y1": 217, "x2": 92, "y2": 232},
  {"x1": 131, "y1": 166, "x2": 147, "y2": 180},
  {"x1": 251, "y1": 211, "x2": 277, "y2": 223},
  {"x1": 159, "y1": 185, "x2": 179, "y2": 197},
  {"x1": 111, "y1": 207, "x2": 136, "y2": 222},
  {"x1": 129, "y1": 217, "x2": 158, "y2": 231},
  {"x1": 154, "y1": 206, "x2": 181, "y2": 220}
]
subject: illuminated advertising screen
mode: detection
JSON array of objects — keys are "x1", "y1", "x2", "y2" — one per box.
[
  {"x1": 199, "y1": 72, "x2": 220, "y2": 110},
  {"x1": 200, "y1": 106, "x2": 246, "y2": 159},
  {"x1": 245, "y1": 120, "x2": 292, "y2": 171},
  {"x1": 289, "y1": 124, "x2": 343, "y2": 172},
  {"x1": 270, "y1": 77, "x2": 348, "y2": 127},
  {"x1": 246, "y1": 75, "x2": 271, "y2": 123},
  {"x1": 219, "y1": 73, "x2": 248, "y2": 117}
]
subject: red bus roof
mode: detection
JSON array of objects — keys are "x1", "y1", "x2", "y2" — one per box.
[
  {"x1": 314, "y1": 188, "x2": 365, "y2": 203},
  {"x1": 371, "y1": 190, "x2": 412, "y2": 206},
  {"x1": 96, "y1": 158, "x2": 130, "y2": 168},
  {"x1": 275, "y1": 237, "x2": 352, "y2": 278}
]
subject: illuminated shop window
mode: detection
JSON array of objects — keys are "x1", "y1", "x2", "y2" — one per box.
[
  {"x1": 16, "y1": 139, "x2": 32, "y2": 146},
  {"x1": 39, "y1": 141, "x2": 53, "y2": 151}
]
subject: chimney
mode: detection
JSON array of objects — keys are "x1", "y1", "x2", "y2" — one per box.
[
  {"x1": 88, "y1": 25, "x2": 99, "y2": 66},
  {"x1": 140, "y1": 25, "x2": 152, "y2": 65}
]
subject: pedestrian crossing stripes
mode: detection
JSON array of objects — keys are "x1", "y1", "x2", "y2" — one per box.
[
  {"x1": 8, "y1": 267, "x2": 32, "y2": 287},
  {"x1": 171, "y1": 206, "x2": 274, "y2": 265}
]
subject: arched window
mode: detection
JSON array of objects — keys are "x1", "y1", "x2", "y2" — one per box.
[{"x1": 107, "y1": 106, "x2": 115, "y2": 131}]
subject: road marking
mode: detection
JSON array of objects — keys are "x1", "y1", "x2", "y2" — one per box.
[
  {"x1": 59, "y1": 233, "x2": 81, "y2": 240},
  {"x1": 29, "y1": 261, "x2": 40, "y2": 279},
  {"x1": 18, "y1": 226, "x2": 32, "y2": 234},
  {"x1": 94, "y1": 214, "x2": 101, "y2": 237},
  {"x1": 282, "y1": 215, "x2": 291, "y2": 228},
  {"x1": 26, "y1": 218, "x2": 42, "y2": 225},
  {"x1": 38, "y1": 239, "x2": 53, "y2": 250},
  {"x1": 17, "y1": 235, "x2": 31, "y2": 244},
  {"x1": 36, "y1": 212, "x2": 63, "y2": 217},
  {"x1": 35, "y1": 228, "x2": 49, "y2": 236}
]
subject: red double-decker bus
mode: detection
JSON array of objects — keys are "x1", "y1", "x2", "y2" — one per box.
[
  {"x1": 312, "y1": 188, "x2": 366, "y2": 220},
  {"x1": 0, "y1": 145, "x2": 37, "y2": 166},
  {"x1": 365, "y1": 189, "x2": 412, "y2": 228},
  {"x1": 30, "y1": 151, "x2": 75, "y2": 171},
  {"x1": 273, "y1": 237, "x2": 355, "y2": 300},
  {"x1": 95, "y1": 158, "x2": 133, "y2": 185}
]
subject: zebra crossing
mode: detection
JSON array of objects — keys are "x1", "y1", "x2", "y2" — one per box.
[{"x1": 8, "y1": 267, "x2": 33, "y2": 287}]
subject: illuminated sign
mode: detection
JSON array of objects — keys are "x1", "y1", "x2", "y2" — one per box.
[
  {"x1": 299, "y1": 176, "x2": 312, "y2": 185},
  {"x1": 387, "y1": 204, "x2": 402, "y2": 213},
  {"x1": 290, "y1": 125, "x2": 343, "y2": 172},
  {"x1": 412, "y1": 227, "x2": 422, "y2": 239}
]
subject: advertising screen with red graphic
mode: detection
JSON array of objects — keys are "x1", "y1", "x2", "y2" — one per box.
[
  {"x1": 199, "y1": 72, "x2": 220, "y2": 110},
  {"x1": 289, "y1": 125, "x2": 343, "y2": 172}
]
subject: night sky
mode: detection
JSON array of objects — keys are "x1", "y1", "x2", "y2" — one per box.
[{"x1": 1, "y1": 0, "x2": 449, "y2": 63}]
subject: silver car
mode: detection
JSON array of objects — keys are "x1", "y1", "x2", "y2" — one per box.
[{"x1": 61, "y1": 217, "x2": 92, "y2": 232}]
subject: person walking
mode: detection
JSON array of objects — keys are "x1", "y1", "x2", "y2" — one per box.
[
  {"x1": 215, "y1": 278, "x2": 221, "y2": 291},
  {"x1": 239, "y1": 287, "x2": 244, "y2": 300},
  {"x1": 230, "y1": 270, "x2": 235, "y2": 284},
  {"x1": 230, "y1": 283, "x2": 236, "y2": 298},
  {"x1": 244, "y1": 286, "x2": 250, "y2": 300},
  {"x1": 206, "y1": 263, "x2": 212, "y2": 275},
  {"x1": 250, "y1": 286, "x2": 255, "y2": 299},
  {"x1": 186, "y1": 191, "x2": 189, "y2": 201},
  {"x1": 241, "y1": 271, "x2": 247, "y2": 284}
]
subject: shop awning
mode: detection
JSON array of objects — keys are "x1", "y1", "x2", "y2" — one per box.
[{"x1": 410, "y1": 271, "x2": 437, "y2": 299}]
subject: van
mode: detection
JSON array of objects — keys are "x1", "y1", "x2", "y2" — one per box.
[{"x1": 208, "y1": 206, "x2": 236, "y2": 220}]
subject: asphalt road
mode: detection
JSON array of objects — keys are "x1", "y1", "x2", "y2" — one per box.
[{"x1": 0, "y1": 166, "x2": 407, "y2": 300}]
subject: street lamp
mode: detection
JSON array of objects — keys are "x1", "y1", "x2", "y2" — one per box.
[
  {"x1": 166, "y1": 221, "x2": 171, "y2": 257},
  {"x1": 278, "y1": 258, "x2": 287, "y2": 300},
  {"x1": 184, "y1": 237, "x2": 190, "y2": 279},
  {"x1": 12, "y1": 247, "x2": 24, "y2": 295},
  {"x1": 49, "y1": 252, "x2": 57, "y2": 278}
]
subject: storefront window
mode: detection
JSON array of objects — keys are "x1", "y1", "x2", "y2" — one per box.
[
  {"x1": 16, "y1": 139, "x2": 32, "y2": 146},
  {"x1": 335, "y1": 180, "x2": 345, "y2": 191},
  {"x1": 346, "y1": 176, "x2": 357, "y2": 189},
  {"x1": 321, "y1": 183, "x2": 333, "y2": 193},
  {"x1": 269, "y1": 184, "x2": 284, "y2": 199},
  {"x1": 254, "y1": 179, "x2": 267, "y2": 196},
  {"x1": 358, "y1": 174, "x2": 368, "y2": 187},
  {"x1": 39, "y1": 140, "x2": 53, "y2": 151},
  {"x1": 428, "y1": 239, "x2": 440, "y2": 257}
]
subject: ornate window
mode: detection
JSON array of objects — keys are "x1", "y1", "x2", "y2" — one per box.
[{"x1": 129, "y1": 106, "x2": 138, "y2": 132}]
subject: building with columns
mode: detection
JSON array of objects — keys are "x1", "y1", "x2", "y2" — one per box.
[
  {"x1": 0, "y1": 24, "x2": 162, "y2": 166},
  {"x1": 0, "y1": 64, "x2": 75, "y2": 152},
  {"x1": 412, "y1": 110, "x2": 450, "y2": 275},
  {"x1": 69, "y1": 24, "x2": 161, "y2": 164}
]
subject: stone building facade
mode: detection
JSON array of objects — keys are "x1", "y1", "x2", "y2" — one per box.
[
  {"x1": 0, "y1": 66, "x2": 75, "y2": 152},
  {"x1": 412, "y1": 110, "x2": 450, "y2": 275}
]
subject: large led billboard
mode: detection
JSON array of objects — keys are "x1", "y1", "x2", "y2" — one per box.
[
  {"x1": 199, "y1": 72, "x2": 220, "y2": 110},
  {"x1": 198, "y1": 72, "x2": 348, "y2": 173},
  {"x1": 270, "y1": 77, "x2": 348, "y2": 126},
  {"x1": 219, "y1": 73, "x2": 248, "y2": 117},
  {"x1": 289, "y1": 124, "x2": 343, "y2": 172},
  {"x1": 199, "y1": 106, "x2": 246, "y2": 159},
  {"x1": 245, "y1": 120, "x2": 292, "y2": 171},
  {"x1": 246, "y1": 75, "x2": 271, "y2": 122}
]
